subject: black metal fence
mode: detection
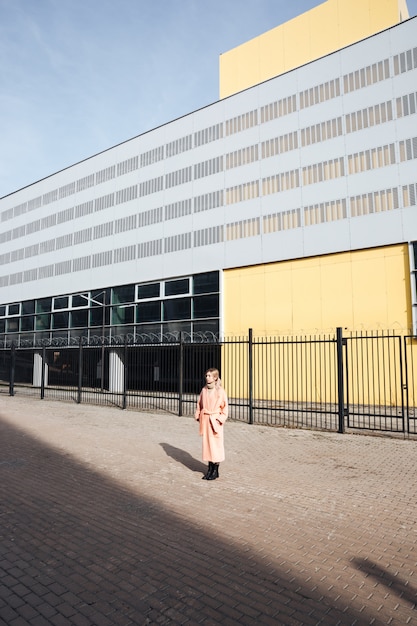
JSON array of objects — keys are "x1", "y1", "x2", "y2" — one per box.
[{"x1": 1, "y1": 328, "x2": 416, "y2": 436}]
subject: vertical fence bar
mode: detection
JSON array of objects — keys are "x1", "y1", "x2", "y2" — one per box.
[
  {"x1": 344, "y1": 333, "x2": 350, "y2": 428},
  {"x1": 403, "y1": 336, "x2": 411, "y2": 434},
  {"x1": 77, "y1": 342, "x2": 83, "y2": 404},
  {"x1": 398, "y1": 337, "x2": 405, "y2": 434},
  {"x1": 248, "y1": 328, "x2": 253, "y2": 424},
  {"x1": 405, "y1": 334, "x2": 417, "y2": 435},
  {"x1": 122, "y1": 339, "x2": 128, "y2": 410},
  {"x1": 40, "y1": 346, "x2": 46, "y2": 399},
  {"x1": 337, "y1": 327, "x2": 345, "y2": 434},
  {"x1": 9, "y1": 342, "x2": 16, "y2": 396},
  {"x1": 178, "y1": 332, "x2": 184, "y2": 416}
]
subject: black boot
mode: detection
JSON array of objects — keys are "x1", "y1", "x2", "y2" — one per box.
[
  {"x1": 202, "y1": 462, "x2": 213, "y2": 479},
  {"x1": 207, "y1": 463, "x2": 219, "y2": 480}
]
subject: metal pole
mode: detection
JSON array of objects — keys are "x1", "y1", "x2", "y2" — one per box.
[
  {"x1": 9, "y1": 342, "x2": 16, "y2": 396},
  {"x1": 178, "y1": 331, "x2": 184, "y2": 416},
  {"x1": 248, "y1": 328, "x2": 253, "y2": 424},
  {"x1": 77, "y1": 341, "x2": 83, "y2": 404},
  {"x1": 122, "y1": 337, "x2": 128, "y2": 410},
  {"x1": 41, "y1": 346, "x2": 46, "y2": 399},
  {"x1": 101, "y1": 290, "x2": 106, "y2": 392},
  {"x1": 336, "y1": 326, "x2": 345, "y2": 434}
]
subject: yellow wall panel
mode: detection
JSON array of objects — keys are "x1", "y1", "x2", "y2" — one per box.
[
  {"x1": 319, "y1": 255, "x2": 354, "y2": 329},
  {"x1": 291, "y1": 262, "x2": 323, "y2": 331},
  {"x1": 223, "y1": 245, "x2": 410, "y2": 336},
  {"x1": 350, "y1": 254, "x2": 389, "y2": 328},
  {"x1": 385, "y1": 248, "x2": 411, "y2": 327},
  {"x1": 219, "y1": 0, "x2": 409, "y2": 98},
  {"x1": 223, "y1": 273, "x2": 242, "y2": 334},
  {"x1": 238, "y1": 269, "x2": 266, "y2": 329},
  {"x1": 263, "y1": 266, "x2": 293, "y2": 332}
]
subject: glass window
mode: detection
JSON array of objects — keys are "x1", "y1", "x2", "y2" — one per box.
[
  {"x1": 137, "y1": 301, "x2": 161, "y2": 323},
  {"x1": 0, "y1": 319, "x2": 5, "y2": 333},
  {"x1": 36, "y1": 298, "x2": 52, "y2": 314},
  {"x1": 35, "y1": 313, "x2": 51, "y2": 331},
  {"x1": 113, "y1": 324, "x2": 134, "y2": 337},
  {"x1": 6, "y1": 319, "x2": 19, "y2": 332},
  {"x1": 163, "y1": 298, "x2": 191, "y2": 321},
  {"x1": 72, "y1": 293, "x2": 89, "y2": 308},
  {"x1": 112, "y1": 285, "x2": 135, "y2": 304},
  {"x1": 193, "y1": 295, "x2": 219, "y2": 319},
  {"x1": 193, "y1": 319, "x2": 219, "y2": 338},
  {"x1": 0, "y1": 305, "x2": 5, "y2": 317},
  {"x1": 165, "y1": 278, "x2": 189, "y2": 296},
  {"x1": 135, "y1": 323, "x2": 162, "y2": 341},
  {"x1": 91, "y1": 290, "x2": 107, "y2": 305},
  {"x1": 71, "y1": 310, "x2": 88, "y2": 328},
  {"x1": 162, "y1": 321, "x2": 191, "y2": 337},
  {"x1": 138, "y1": 283, "x2": 160, "y2": 299},
  {"x1": 90, "y1": 307, "x2": 106, "y2": 328},
  {"x1": 52, "y1": 311, "x2": 69, "y2": 329},
  {"x1": 51, "y1": 330, "x2": 68, "y2": 342},
  {"x1": 70, "y1": 327, "x2": 88, "y2": 340},
  {"x1": 53, "y1": 296, "x2": 69, "y2": 310},
  {"x1": 193, "y1": 271, "x2": 219, "y2": 294},
  {"x1": 112, "y1": 304, "x2": 135, "y2": 325},
  {"x1": 21, "y1": 316, "x2": 35, "y2": 331},
  {"x1": 8, "y1": 303, "x2": 20, "y2": 315},
  {"x1": 22, "y1": 301, "x2": 35, "y2": 315}
]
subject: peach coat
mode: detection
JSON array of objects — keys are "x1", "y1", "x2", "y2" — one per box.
[{"x1": 195, "y1": 386, "x2": 228, "y2": 463}]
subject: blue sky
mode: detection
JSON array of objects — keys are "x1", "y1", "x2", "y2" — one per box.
[{"x1": 1, "y1": 0, "x2": 417, "y2": 198}]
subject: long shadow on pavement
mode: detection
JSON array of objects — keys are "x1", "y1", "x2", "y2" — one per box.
[
  {"x1": 160, "y1": 442, "x2": 206, "y2": 474},
  {"x1": 0, "y1": 416, "x2": 387, "y2": 625},
  {"x1": 353, "y1": 558, "x2": 417, "y2": 611}
]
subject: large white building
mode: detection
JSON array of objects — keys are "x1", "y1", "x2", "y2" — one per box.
[{"x1": 0, "y1": 9, "x2": 416, "y2": 346}]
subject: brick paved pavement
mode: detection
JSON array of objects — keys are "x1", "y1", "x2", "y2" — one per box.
[{"x1": 0, "y1": 395, "x2": 416, "y2": 625}]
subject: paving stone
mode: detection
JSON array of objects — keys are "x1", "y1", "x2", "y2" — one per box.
[{"x1": 0, "y1": 394, "x2": 417, "y2": 625}]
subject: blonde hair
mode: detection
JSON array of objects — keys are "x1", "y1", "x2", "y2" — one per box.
[{"x1": 205, "y1": 367, "x2": 222, "y2": 388}]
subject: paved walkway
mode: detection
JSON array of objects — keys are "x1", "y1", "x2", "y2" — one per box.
[{"x1": 0, "y1": 395, "x2": 416, "y2": 625}]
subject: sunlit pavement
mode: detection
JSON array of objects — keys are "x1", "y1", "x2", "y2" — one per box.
[{"x1": 0, "y1": 394, "x2": 416, "y2": 625}]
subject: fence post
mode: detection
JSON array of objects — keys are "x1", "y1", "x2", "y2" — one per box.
[
  {"x1": 336, "y1": 327, "x2": 345, "y2": 434},
  {"x1": 9, "y1": 342, "x2": 16, "y2": 396},
  {"x1": 77, "y1": 341, "x2": 83, "y2": 404},
  {"x1": 248, "y1": 328, "x2": 254, "y2": 424},
  {"x1": 122, "y1": 338, "x2": 128, "y2": 410},
  {"x1": 178, "y1": 332, "x2": 184, "y2": 416},
  {"x1": 41, "y1": 346, "x2": 46, "y2": 399}
]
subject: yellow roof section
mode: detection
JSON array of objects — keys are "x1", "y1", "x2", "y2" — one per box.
[{"x1": 219, "y1": 0, "x2": 410, "y2": 98}]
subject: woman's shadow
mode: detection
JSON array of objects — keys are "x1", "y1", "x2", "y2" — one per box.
[{"x1": 160, "y1": 443, "x2": 206, "y2": 474}]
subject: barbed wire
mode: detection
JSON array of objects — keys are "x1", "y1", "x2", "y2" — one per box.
[{"x1": 0, "y1": 329, "x2": 221, "y2": 349}]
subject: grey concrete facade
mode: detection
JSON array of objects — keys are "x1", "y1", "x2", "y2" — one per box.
[{"x1": 0, "y1": 17, "x2": 416, "y2": 309}]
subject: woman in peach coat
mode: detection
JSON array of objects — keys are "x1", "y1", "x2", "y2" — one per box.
[{"x1": 195, "y1": 368, "x2": 228, "y2": 480}]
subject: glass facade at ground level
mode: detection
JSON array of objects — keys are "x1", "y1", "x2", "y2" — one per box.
[{"x1": 0, "y1": 271, "x2": 219, "y2": 346}]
